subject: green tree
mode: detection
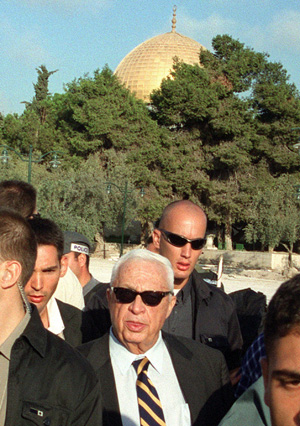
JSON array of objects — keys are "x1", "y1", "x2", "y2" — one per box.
[
  {"x1": 31, "y1": 65, "x2": 58, "y2": 124},
  {"x1": 245, "y1": 173, "x2": 300, "y2": 266},
  {"x1": 151, "y1": 35, "x2": 300, "y2": 249}
]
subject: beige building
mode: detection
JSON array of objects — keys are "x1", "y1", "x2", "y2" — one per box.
[{"x1": 114, "y1": 7, "x2": 206, "y2": 102}]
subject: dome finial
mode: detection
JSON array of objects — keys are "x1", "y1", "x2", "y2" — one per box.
[{"x1": 171, "y1": 5, "x2": 177, "y2": 32}]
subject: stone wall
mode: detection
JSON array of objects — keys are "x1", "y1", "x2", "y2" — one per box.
[
  {"x1": 93, "y1": 239, "x2": 300, "y2": 273},
  {"x1": 200, "y1": 249, "x2": 300, "y2": 272}
]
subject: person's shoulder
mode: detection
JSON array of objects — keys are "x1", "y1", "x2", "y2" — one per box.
[
  {"x1": 163, "y1": 332, "x2": 225, "y2": 362},
  {"x1": 85, "y1": 283, "x2": 110, "y2": 310},
  {"x1": 84, "y1": 281, "x2": 106, "y2": 305},
  {"x1": 77, "y1": 333, "x2": 111, "y2": 375},
  {"x1": 23, "y1": 308, "x2": 95, "y2": 379},
  {"x1": 46, "y1": 327, "x2": 91, "y2": 364},
  {"x1": 192, "y1": 269, "x2": 234, "y2": 303},
  {"x1": 77, "y1": 332, "x2": 109, "y2": 359},
  {"x1": 56, "y1": 298, "x2": 81, "y2": 314},
  {"x1": 219, "y1": 377, "x2": 270, "y2": 426}
]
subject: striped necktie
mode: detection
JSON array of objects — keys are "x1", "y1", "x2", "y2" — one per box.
[{"x1": 133, "y1": 357, "x2": 166, "y2": 426}]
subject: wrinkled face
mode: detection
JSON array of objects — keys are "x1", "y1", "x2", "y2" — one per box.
[
  {"x1": 153, "y1": 205, "x2": 206, "y2": 288},
  {"x1": 24, "y1": 245, "x2": 66, "y2": 317},
  {"x1": 262, "y1": 332, "x2": 300, "y2": 426},
  {"x1": 107, "y1": 259, "x2": 176, "y2": 354}
]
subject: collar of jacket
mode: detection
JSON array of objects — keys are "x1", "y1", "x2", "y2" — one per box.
[
  {"x1": 16, "y1": 305, "x2": 49, "y2": 358},
  {"x1": 191, "y1": 269, "x2": 213, "y2": 303}
]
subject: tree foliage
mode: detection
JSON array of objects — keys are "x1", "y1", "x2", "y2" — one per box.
[
  {"x1": 244, "y1": 172, "x2": 300, "y2": 255},
  {"x1": 150, "y1": 34, "x2": 300, "y2": 249},
  {"x1": 1, "y1": 36, "x2": 300, "y2": 253}
]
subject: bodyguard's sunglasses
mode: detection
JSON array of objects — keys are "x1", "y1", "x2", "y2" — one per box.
[
  {"x1": 111, "y1": 287, "x2": 173, "y2": 307},
  {"x1": 159, "y1": 229, "x2": 206, "y2": 250}
]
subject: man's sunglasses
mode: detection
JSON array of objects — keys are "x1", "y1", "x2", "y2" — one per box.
[
  {"x1": 159, "y1": 229, "x2": 206, "y2": 250},
  {"x1": 111, "y1": 287, "x2": 173, "y2": 307}
]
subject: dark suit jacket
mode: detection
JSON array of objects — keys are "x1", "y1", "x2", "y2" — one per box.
[
  {"x1": 56, "y1": 299, "x2": 83, "y2": 346},
  {"x1": 78, "y1": 332, "x2": 234, "y2": 426}
]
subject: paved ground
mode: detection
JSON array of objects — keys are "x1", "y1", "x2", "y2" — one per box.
[{"x1": 90, "y1": 257, "x2": 286, "y2": 304}]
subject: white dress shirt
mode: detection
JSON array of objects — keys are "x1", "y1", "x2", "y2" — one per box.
[
  {"x1": 47, "y1": 297, "x2": 65, "y2": 339},
  {"x1": 109, "y1": 329, "x2": 191, "y2": 426}
]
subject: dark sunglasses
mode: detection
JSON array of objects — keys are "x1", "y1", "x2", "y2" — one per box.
[
  {"x1": 159, "y1": 229, "x2": 206, "y2": 250},
  {"x1": 111, "y1": 287, "x2": 173, "y2": 307}
]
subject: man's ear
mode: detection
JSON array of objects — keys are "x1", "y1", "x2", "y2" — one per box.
[
  {"x1": 152, "y1": 229, "x2": 161, "y2": 250},
  {"x1": 59, "y1": 255, "x2": 68, "y2": 278},
  {"x1": 78, "y1": 253, "x2": 87, "y2": 267},
  {"x1": 0, "y1": 260, "x2": 22, "y2": 289},
  {"x1": 261, "y1": 357, "x2": 270, "y2": 407}
]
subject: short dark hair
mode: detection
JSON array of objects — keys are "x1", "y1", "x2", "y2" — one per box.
[
  {"x1": 28, "y1": 218, "x2": 64, "y2": 260},
  {"x1": 0, "y1": 180, "x2": 37, "y2": 219},
  {"x1": 264, "y1": 274, "x2": 300, "y2": 357},
  {"x1": 0, "y1": 208, "x2": 37, "y2": 286}
]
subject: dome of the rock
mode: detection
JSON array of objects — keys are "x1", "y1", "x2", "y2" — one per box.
[{"x1": 114, "y1": 8, "x2": 206, "y2": 102}]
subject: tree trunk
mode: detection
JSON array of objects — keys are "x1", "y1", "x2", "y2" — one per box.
[
  {"x1": 216, "y1": 226, "x2": 224, "y2": 249},
  {"x1": 225, "y1": 217, "x2": 233, "y2": 251}
]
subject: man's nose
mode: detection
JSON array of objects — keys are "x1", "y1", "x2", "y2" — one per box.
[
  {"x1": 30, "y1": 273, "x2": 43, "y2": 291},
  {"x1": 129, "y1": 295, "x2": 146, "y2": 314},
  {"x1": 181, "y1": 242, "x2": 192, "y2": 258}
]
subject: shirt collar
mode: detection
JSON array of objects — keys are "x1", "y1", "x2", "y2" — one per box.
[
  {"x1": 0, "y1": 311, "x2": 30, "y2": 360},
  {"x1": 109, "y1": 328, "x2": 165, "y2": 375},
  {"x1": 83, "y1": 275, "x2": 98, "y2": 297},
  {"x1": 47, "y1": 297, "x2": 65, "y2": 335},
  {"x1": 176, "y1": 275, "x2": 192, "y2": 303}
]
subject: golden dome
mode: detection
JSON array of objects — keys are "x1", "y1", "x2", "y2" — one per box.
[{"x1": 114, "y1": 7, "x2": 205, "y2": 102}]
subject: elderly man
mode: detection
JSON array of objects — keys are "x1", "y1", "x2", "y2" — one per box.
[
  {"x1": 151, "y1": 200, "x2": 242, "y2": 372},
  {"x1": 0, "y1": 209, "x2": 101, "y2": 426},
  {"x1": 79, "y1": 249, "x2": 233, "y2": 426},
  {"x1": 84, "y1": 201, "x2": 242, "y2": 374}
]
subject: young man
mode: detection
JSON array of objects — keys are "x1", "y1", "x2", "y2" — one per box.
[
  {"x1": 0, "y1": 179, "x2": 84, "y2": 310},
  {"x1": 0, "y1": 209, "x2": 101, "y2": 426},
  {"x1": 152, "y1": 200, "x2": 242, "y2": 372},
  {"x1": 219, "y1": 274, "x2": 300, "y2": 426},
  {"x1": 25, "y1": 217, "x2": 84, "y2": 346},
  {"x1": 63, "y1": 231, "x2": 102, "y2": 304},
  {"x1": 261, "y1": 274, "x2": 300, "y2": 426}
]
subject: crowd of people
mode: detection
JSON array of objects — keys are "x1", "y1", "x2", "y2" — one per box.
[{"x1": 0, "y1": 179, "x2": 299, "y2": 426}]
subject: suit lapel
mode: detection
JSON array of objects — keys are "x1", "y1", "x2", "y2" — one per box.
[
  {"x1": 163, "y1": 333, "x2": 200, "y2": 424},
  {"x1": 87, "y1": 334, "x2": 123, "y2": 426}
]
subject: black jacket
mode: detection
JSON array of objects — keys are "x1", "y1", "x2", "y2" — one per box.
[
  {"x1": 56, "y1": 298, "x2": 84, "y2": 346},
  {"x1": 185, "y1": 270, "x2": 243, "y2": 369},
  {"x1": 5, "y1": 307, "x2": 102, "y2": 426},
  {"x1": 78, "y1": 332, "x2": 234, "y2": 426}
]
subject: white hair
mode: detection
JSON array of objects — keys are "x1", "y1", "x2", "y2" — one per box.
[{"x1": 110, "y1": 248, "x2": 174, "y2": 291}]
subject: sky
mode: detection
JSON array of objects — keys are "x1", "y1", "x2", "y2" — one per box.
[{"x1": 1, "y1": 0, "x2": 300, "y2": 116}]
